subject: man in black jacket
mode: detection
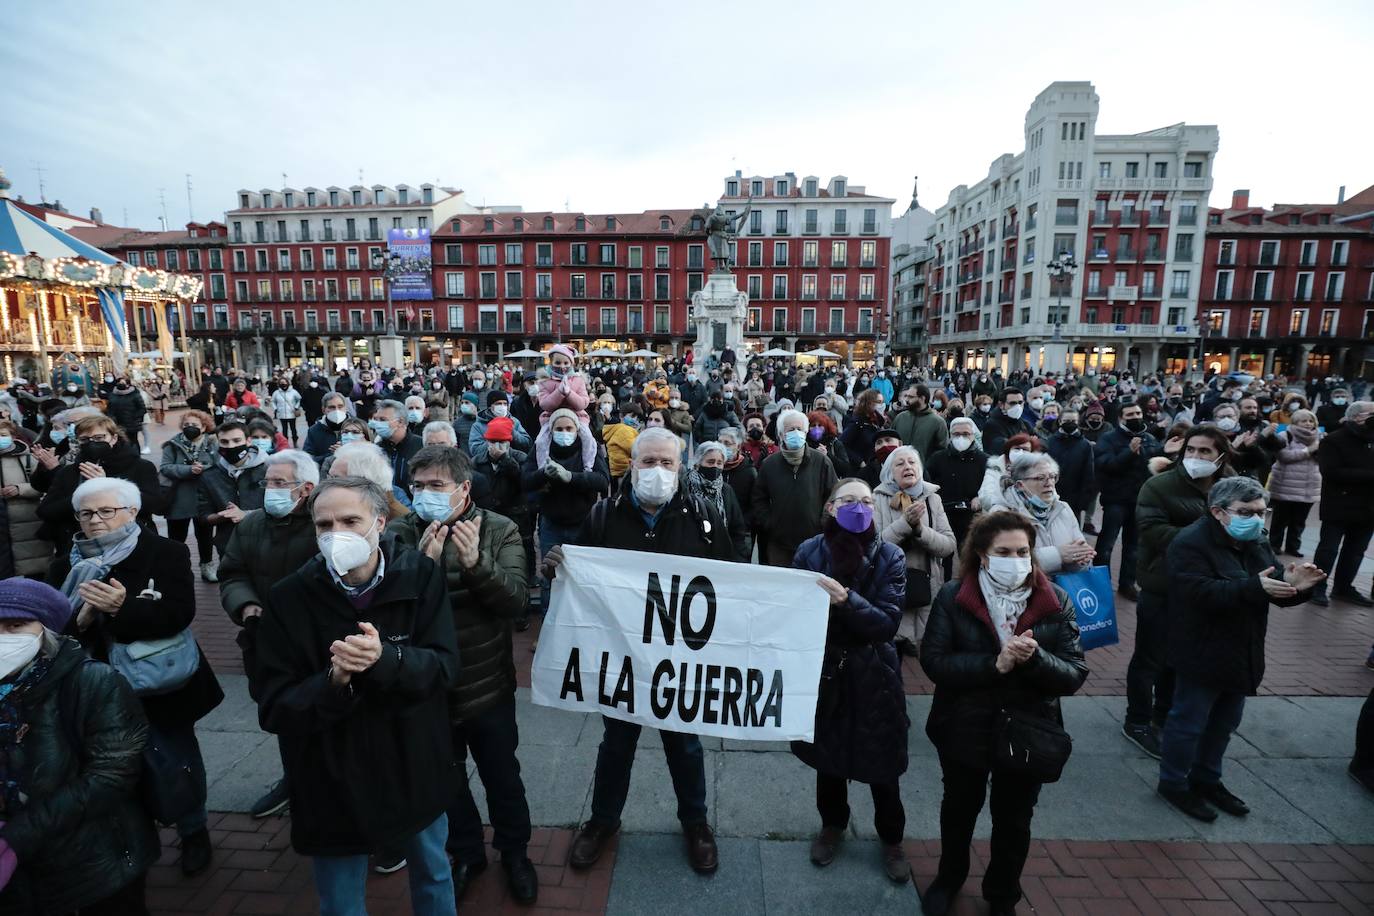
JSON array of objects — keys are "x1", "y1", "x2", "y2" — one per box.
[
  {"x1": 1311, "y1": 400, "x2": 1374, "y2": 607},
  {"x1": 387, "y1": 446, "x2": 536, "y2": 904},
  {"x1": 1157, "y1": 477, "x2": 1324, "y2": 822},
  {"x1": 980, "y1": 387, "x2": 1033, "y2": 458},
  {"x1": 923, "y1": 417, "x2": 985, "y2": 576},
  {"x1": 1091, "y1": 398, "x2": 1162, "y2": 600},
  {"x1": 197, "y1": 420, "x2": 267, "y2": 556},
  {"x1": 543, "y1": 427, "x2": 733, "y2": 877},
  {"x1": 256, "y1": 476, "x2": 460, "y2": 914},
  {"x1": 369, "y1": 399, "x2": 423, "y2": 491}
]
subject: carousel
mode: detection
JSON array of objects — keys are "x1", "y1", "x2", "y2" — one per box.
[{"x1": 0, "y1": 170, "x2": 202, "y2": 390}]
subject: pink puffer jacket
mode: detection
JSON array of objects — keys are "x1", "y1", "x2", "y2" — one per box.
[{"x1": 1267, "y1": 431, "x2": 1321, "y2": 504}]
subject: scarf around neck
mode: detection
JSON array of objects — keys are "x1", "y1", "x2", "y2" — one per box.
[
  {"x1": 61, "y1": 519, "x2": 141, "y2": 612},
  {"x1": 978, "y1": 567, "x2": 1032, "y2": 647},
  {"x1": 684, "y1": 469, "x2": 725, "y2": 516}
]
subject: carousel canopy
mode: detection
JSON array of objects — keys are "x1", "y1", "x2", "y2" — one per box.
[{"x1": 0, "y1": 200, "x2": 119, "y2": 265}]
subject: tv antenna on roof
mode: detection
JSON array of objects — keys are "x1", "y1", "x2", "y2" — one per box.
[
  {"x1": 32, "y1": 161, "x2": 46, "y2": 202},
  {"x1": 186, "y1": 173, "x2": 194, "y2": 221},
  {"x1": 158, "y1": 188, "x2": 168, "y2": 227}
]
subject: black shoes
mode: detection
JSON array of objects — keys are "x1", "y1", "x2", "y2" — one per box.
[
  {"x1": 503, "y1": 856, "x2": 538, "y2": 904},
  {"x1": 250, "y1": 779, "x2": 290, "y2": 818},
  {"x1": 895, "y1": 636, "x2": 920, "y2": 658},
  {"x1": 1157, "y1": 785, "x2": 1217, "y2": 822},
  {"x1": 1332, "y1": 588, "x2": 1374, "y2": 608},
  {"x1": 451, "y1": 857, "x2": 487, "y2": 899},
  {"x1": 921, "y1": 881, "x2": 956, "y2": 916},
  {"x1": 1310, "y1": 591, "x2": 1330, "y2": 607},
  {"x1": 1122, "y1": 723, "x2": 1162, "y2": 760},
  {"x1": 1192, "y1": 781, "x2": 1249, "y2": 817},
  {"x1": 1118, "y1": 584, "x2": 1139, "y2": 602},
  {"x1": 1348, "y1": 764, "x2": 1374, "y2": 794},
  {"x1": 683, "y1": 822, "x2": 719, "y2": 874},
  {"x1": 180, "y1": 828, "x2": 212, "y2": 877}
]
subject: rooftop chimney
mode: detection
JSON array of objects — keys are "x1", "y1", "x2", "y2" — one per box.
[
  {"x1": 89, "y1": 207, "x2": 103, "y2": 223},
  {"x1": 1337, "y1": 185, "x2": 1346, "y2": 204},
  {"x1": 1231, "y1": 189, "x2": 1250, "y2": 210}
]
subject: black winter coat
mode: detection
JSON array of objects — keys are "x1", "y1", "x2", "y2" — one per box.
[
  {"x1": 82, "y1": 533, "x2": 225, "y2": 729},
  {"x1": 258, "y1": 539, "x2": 460, "y2": 855},
  {"x1": 574, "y1": 487, "x2": 734, "y2": 564},
  {"x1": 751, "y1": 449, "x2": 838, "y2": 556},
  {"x1": 0, "y1": 638, "x2": 160, "y2": 916},
  {"x1": 981, "y1": 410, "x2": 1034, "y2": 458},
  {"x1": 1316, "y1": 423, "x2": 1374, "y2": 526},
  {"x1": 104, "y1": 389, "x2": 146, "y2": 433},
  {"x1": 473, "y1": 448, "x2": 529, "y2": 522},
  {"x1": 790, "y1": 533, "x2": 909, "y2": 784},
  {"x1": 1093, "y1": 425, "x2": 1162, "y2": 505},
  {"x1": 920, "y1": 575, "x2": 1088, "y2": 771},
  {"x1": 722, "y1": 459, "x2": 757, "y2": 527},
  {"x1": 925, "y1": 444, "x2": 987, "y2": 510},
  {"x1": 1045, "y1": 431, "x2": 1095, "y2": 512},
  {"x1": 388, "y1": 504, "x2": 527, "y2": 723},
  {"x1": 36, "y1": 441, "x2": 164, "y2": 580},
  {"x1": 1166, "y1": 516, "x2": 1311, "y2": 695},
  {"x1": 197, "y1": 460, "x2": 267, "y2": 552},
  {"x1": 521, "y1": 445, "x2": 610, "y2": 528},
  {"x1": 379, "y1": 432, "x2": 424, "y2": 491},
  {"x1": 302, "y1": 417, "x2": 345, "y2": 463}
]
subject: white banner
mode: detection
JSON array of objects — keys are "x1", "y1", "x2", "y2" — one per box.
[{"x1": 531, "y1": 546, "x2": 830, "y2": 741}]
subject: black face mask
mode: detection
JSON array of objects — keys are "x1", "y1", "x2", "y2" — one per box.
[
  {"x1": 1123, "y1": 417, "x2": 1146, "y2": 434},
  {"x1": 747, "y1": 428, "x2": 764, "y2": 441},
  {"x1": 1060, "y1": 421, "x2": 1079, "y2": 435},
  {"x1": 81, "y1": 441, "x2": 113, "y2": 462},
  {"x1": 220, "y1": 444, "x2": 250, "y2": 465},
  {"x1": 182, "y1": 426, "x2": 202, "y2": 440},
  {"x1": 698, "y1": 466, "x2": 722, "y2": 481}
]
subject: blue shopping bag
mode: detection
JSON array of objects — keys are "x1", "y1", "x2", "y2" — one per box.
[{"x1": 1053, "y1": 565, "x2": 1119, "y2": 650}]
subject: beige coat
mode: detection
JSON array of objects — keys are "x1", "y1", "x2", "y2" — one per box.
[
  {"x1": 0, "y1": 448, "x2": 51, "y2": 577},
  {"x1": 872, "y1": 479, "x2": 957, "y2": 606}
]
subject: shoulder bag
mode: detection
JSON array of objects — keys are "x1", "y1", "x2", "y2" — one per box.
[{"x1": 993, "y1": 707, "x2": 1073, "y2": 783}]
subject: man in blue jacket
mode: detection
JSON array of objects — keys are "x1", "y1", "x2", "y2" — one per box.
[{"x1": 1092, "y1": 397, "x2": 1162, "y2": 600}]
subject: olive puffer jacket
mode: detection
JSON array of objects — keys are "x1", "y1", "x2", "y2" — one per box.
[
  {"x1": 1135, "y1": 462, "x2": 1231, "y2": 595},
  {"x1": 388, "y1": 503, "x2": 528, "y2": 723},
  {"x1": 920, "y1": 574, "x2": 1088, "y2": 772},
  {"x1": 0, "y1": 637, "x2": 159, "y2": 915},
  {"x1": 790, "y1": 532, "x2": 909, "y2": 785}
]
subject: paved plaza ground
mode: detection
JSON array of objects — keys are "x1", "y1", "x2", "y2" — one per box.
[{"x1": 138, "y1": 414, "x2": 1374, "y2": 914}]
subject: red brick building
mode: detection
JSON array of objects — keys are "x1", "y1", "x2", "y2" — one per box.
[
  {"x1": 430, "y1": 209, "x2": 709, "y2": 362},
  {"x1": 1200, "y1": 187, "x2": 1374, "y2": 379}
]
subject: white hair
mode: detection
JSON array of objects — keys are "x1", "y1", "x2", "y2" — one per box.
[
  {"x1": 1346, "y1": 400, "x2": 1374, "y2": 423},
  {"x1": 695, "y1": 441, "x2": 727, "y2": 465},
  {"x1": 776, "y1": 409, "x2": 808, "y2": 434},
  {"x1": 422, "y1": 421, "x2": 457, "y2": 446},
  {"x1": 1009, "y1": 451, "x2": 1059, "y2": 481},
  {"x1": 73, "y1": 476, "x2": 141, "y2": 512},
  {"x1": 630, "y1": 426, "x2": 682, "y2": 459},
  {"x1": 331, "y1": 442, "x2": 395, "y2": 492},
  {"x1": 265, "y1": 448, "x2": 319, "y2": 486},
  {"x1": 404, "y1": 395, "x2": 426, "y2": 410},
  {"x1": 716, "y1": 426, "x2": 742, "y2": 447},
  {"x1": 949, "y1": 416, "x2": 977, "y2": 435},
  {"x1": 321, "y1": 391, "x2": 348, "y2": 409}
]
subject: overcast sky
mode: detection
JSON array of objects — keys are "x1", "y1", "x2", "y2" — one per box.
[{"x1": 4, "y1": 0, "x2": 1371, "y2": 230}]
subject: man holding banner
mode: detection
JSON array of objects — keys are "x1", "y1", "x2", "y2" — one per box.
[{"x1": 541, "y1": 427, "x2": 737, "y2": 875}]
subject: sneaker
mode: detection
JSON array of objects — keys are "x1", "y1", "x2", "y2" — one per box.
[
  {"x1": 180, "y1": 827, "x2": 213, "y2": 876},
  {"x1": 1192, "y1": 781, "x2": 1249, "y2": 817},
  {"x1": 250, "y1": 779, "x2": 290, "y2": 818},
  {"x1": 373, "y1": 851, "x2": 407, "y2": 874},
  {"x1": 200, "y1": 562, "x2": 218, "y2": 583},
  {"x1": 1122, "y1": 723, "x2": 1162, "y2": 759},
  {"x1": 140, "y1": 445, "x2": 151, "y2": 454},
  {"x1": 1332, "y1": 588, "x2": 1374, "y2": 609},
  {"x1": 1157, "y1": 785, "x2": 1217, "y2": 822}
]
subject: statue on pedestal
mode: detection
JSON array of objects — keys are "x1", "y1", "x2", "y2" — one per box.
[{"x1": 704, "y1": 200, "x2": 752, "y2": 273}]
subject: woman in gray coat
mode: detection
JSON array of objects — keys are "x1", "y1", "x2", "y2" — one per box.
[
  {"x1": 873, "y1": 445, "x2": 956, "y2": 656},
  {"x1": 984, "y1": 452, "x2": 1096, "y2": 575},
  {"x1": 159, "y1": 408, "x2": 218, "y2": 579},
  {"x1": 1266, "y1": 408, "x2": 1321, "y2": 556}
]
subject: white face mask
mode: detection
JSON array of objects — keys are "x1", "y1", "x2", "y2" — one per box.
[
  {"x1": 1005, "y1": 404, "x2": 1024, "y2": 420},
  {"x1": 1216, "y1": 417, "x2": 1238, "y2": 432},
  {"x1": 0, "y1": 632, "x2": 41, "y2": 680},
  {"x1": 984, "y1": 555, "x2": 1033, "y2": 590},
  {"x1": 1008, "y1": 447, "x2": 1030, "y2": 464},
  {"x1": 492, "y1": 404, "x2": 509, "y2": 417},
  {"x1": 633, "y1": 466, "x2": 677, "y2": 506},
  {"x1": 1182, "y1": 457, "x2": 1219, "y2": 479},
  {"x1": 318, "y1": 521, "x2": 378, "y2": 576},
  {"x1": 950, "y1": 435, "x2": 974, "y2": 452},
  {"x1": 1029, "y1": 398, "x2": 1044, "y2": 410}
]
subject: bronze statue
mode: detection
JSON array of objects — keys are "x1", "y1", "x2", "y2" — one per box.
[{"x1": 704, "y1": 199, "x2": 752, "y2": 272}]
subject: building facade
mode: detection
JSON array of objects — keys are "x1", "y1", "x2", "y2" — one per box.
[
  {"x1": 887, "y1": 186, "x2": 936, "y2": 364},
  {"x1": 924, "y1": 81, "x2": 1219, "y2": 377},
  {"x1": 717, "y1": 171, "x2": 894, "y2": 361},
  {"x1": 1199, "y1": 187, "x2": 1374, "y2": 380}
]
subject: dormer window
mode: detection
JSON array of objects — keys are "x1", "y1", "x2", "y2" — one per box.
[
  {"x1": 777, "y1": 180, "x2": 789, "y2": 195},
  {"x1": 834, "y1": 180, "x2": 847, "y2": 197},
  {"x1": 727, "y1": 180, "x2": 739, "y2": 196},
  {"x1": 284, "y1": 192, "x2": 294, "y2": 208},
  {"x1": 575, "y1": 217, "x2": 586, "y2": 231},
  {"x1": 398, "y1": 189, "x2": 408, "y2": 204},
  {"x1": 751, "y1": 180, "x2": 763, "y2": 196},
  {"x1": 544, "y1": 216, "x2": 554, "y2": 230},
  {"x1": 514, "y1": 217, "x2": 524, "y2": 231},
  {"x1": 262, "y1": 193, "x2": 272, "y2": 207},
  {"x1": 452, "y1": 218, "x2": 462, "y2": 232},
  {"x1": 605, "y1": 216, "x2": 615, "y2": 230},
  {"x1": 422, "y1": 187, "x2": 434, "y2": 204},
  {"x1": 804, "y1": 178, "x2": 818, "y2": 197},
  {"x1": 1249, "y1": 214, "x2": 1262, "y2": 225},
  {"x1": 239, "y1": 193, "x2": 249, "y2": 208},
  {"x1": 660, "y1": 217, "x2": 670, "y2": 230},
  {"x1": 484, "y1": 217, "x2": 494, "y2": 231}
]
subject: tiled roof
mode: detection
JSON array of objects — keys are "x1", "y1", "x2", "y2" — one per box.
[
  {"x1": 70, "y1": 226, "x2": 227, "y2": 249},
  {"x1": 1206, "y1": 185, "x2": 1374, "y2": 234},
  {"x1": 434, "y1": 208, "x2": 708, "y2": 239}
]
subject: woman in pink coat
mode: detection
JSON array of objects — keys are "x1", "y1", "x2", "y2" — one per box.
[{"x1": 537, "y1": 344, "x2": 591, "y2": 426}]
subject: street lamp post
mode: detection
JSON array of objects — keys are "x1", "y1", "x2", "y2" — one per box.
[
  {"x1": 1046, "y1": 254, "x2": 1077, "y2": 370},
  {"x1": 370, "y1": 249, "x2": 404, "y2": 336}
]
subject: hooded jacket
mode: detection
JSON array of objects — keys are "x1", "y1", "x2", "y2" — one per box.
[
  {"x1": 197, "y1": 450, "x2": 267, "y2": 552},
  {"x1": 1266, "y1": 429, "x2": 1321, "y2": 504},
  {"x1": 1135, "y1": 461, "x2": 1232, "y2": 595}
]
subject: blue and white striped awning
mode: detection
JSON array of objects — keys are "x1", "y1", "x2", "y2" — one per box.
[{"x1": 0, "y1": 199, "x2": 120, "y2": 264}]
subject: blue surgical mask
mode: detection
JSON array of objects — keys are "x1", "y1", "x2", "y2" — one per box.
[
  {"x1": 49, "y1": 428, "x2": 67, "y2": 443},
  {"x1": 263, "y1": 488, "x2": 298, "y2": 518},
  {"x1": 412, "y1": 489, "x2": 454, "y2": 523},
  {"x1": 340, "y1": 432, "x2": 363, "y2": 444},
  {"x1": 552, "y1": 430, "x2": 577, "y2": 448},
  {"x1": 407, "y1": 409, "x2": 424, "y2": 424},
  {"x1": 0, "y1": 436, "x2": 12, "y2": 452},
  {"x1": 368, "y1": 419, "x2": 392, "y2": 437},
  {"x1": 251, "y1": 437, "x2": 273, "y2": 455},
  {"x1": 1224, "y1": 512, "x2": 1264, "y2": 541},
  {"x1": 783, "y1": 429, "x2": 806, "y2": 450}
]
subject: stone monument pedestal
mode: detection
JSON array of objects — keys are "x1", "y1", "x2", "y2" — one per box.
[
  {"x1": 379, "y1": 334, "x2": 406, "y2": 370},
  {"x1": 691, "y1": 271, "x2": 749, "y2": 364}
]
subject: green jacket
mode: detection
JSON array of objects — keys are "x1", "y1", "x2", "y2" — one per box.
[
  {"x1": 893, "y1": 408, "x2": 949, "y2": 464},
  {"x1": 218, "y1": 506, "x2": 321, "y2": 625},
  {"x1": 388, "y1": 503, "x2": 528, "y2": 722},
  {"x1": 1136, "y1": 462, "x2": 1230, "y2": 595}
]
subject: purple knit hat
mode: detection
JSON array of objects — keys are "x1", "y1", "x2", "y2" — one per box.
[{"x1": 0, "y1": 578, "x2": 72, "y2": 633}]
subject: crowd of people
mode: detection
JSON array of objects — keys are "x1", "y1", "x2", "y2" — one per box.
[{"x1": 0, "y1": 349, "x2": 1369, "y2": 915}]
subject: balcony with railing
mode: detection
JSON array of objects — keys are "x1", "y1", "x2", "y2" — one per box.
[
  {"x1": 1148, "y1": 211, "x2": 1170, "y2": 226},
  {"x1": 1142, "y1": 247, "x2": 1164, "y2": 262}
]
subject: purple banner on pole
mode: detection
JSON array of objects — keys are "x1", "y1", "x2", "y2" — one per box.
[{"x1": 387, "y1": 228, "x2": 433, "y2": 301}]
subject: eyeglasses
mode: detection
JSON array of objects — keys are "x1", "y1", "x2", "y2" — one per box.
[
  {"x1": 1022, "y1": 474, "x2": 1060, "y2": 485},
  {"x1": 833, "y1": 495, "x2": 875, "y2": 507},
  {"x1": 75, "y1": 506, "x2": 132, "y2": 522},
  {"x1": 76, "y1": 435, "x2": 112, "y2": 445},
  {"x1": 1224, "y1": 507, "x2": 1264, "y2": 519},
  {"x1": 265, "y1": 480, "x2": 302, "y2": 490}
]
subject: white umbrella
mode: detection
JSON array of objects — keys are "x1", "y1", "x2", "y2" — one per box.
[
  {"x1": 506, "y1": 348, "x2": 543, "y2": 358},
  {"x1": 625, "y1": 348, "x2": 660, "y2": 358},
  {"x1": 800, "y1": 347, "x2": 842, "y2": 359},
  {"x1": 759, "y1": 347, "x2": 795, "y2": 357},
  {"x1": 585, "y1": 347, "x2": 623, "y2": 358}
]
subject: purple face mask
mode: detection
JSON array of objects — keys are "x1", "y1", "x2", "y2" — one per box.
[
  {"x1": 808, "y1": 425, "x2": 824, "y2": 441},
  {"x1": 835, "y1": 501, "x2": 873, "y2": 534}
]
